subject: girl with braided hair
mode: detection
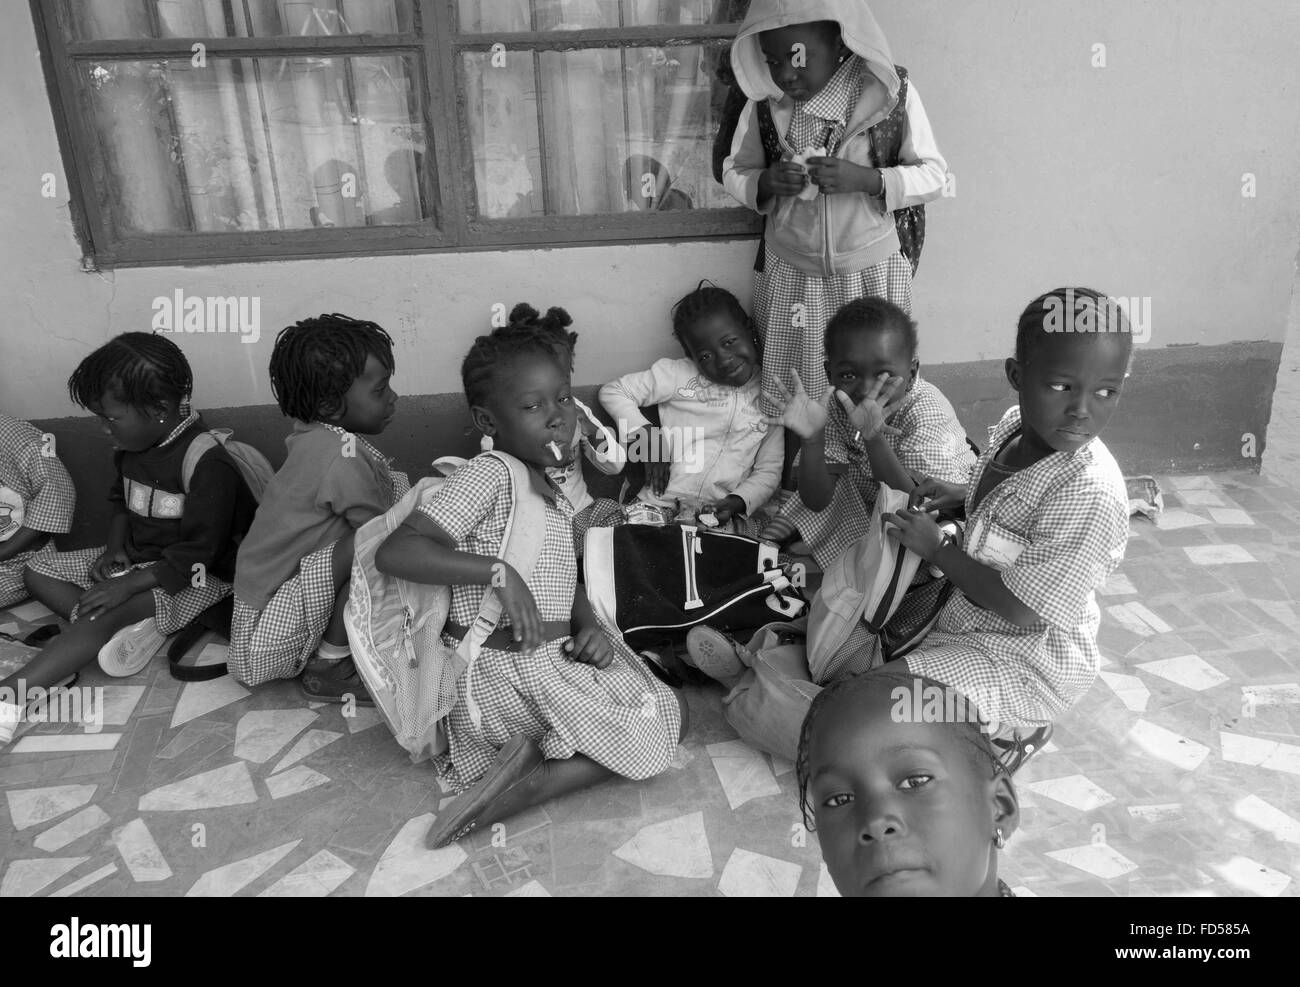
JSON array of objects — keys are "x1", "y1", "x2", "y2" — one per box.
[
  {"x1": 377, "y1": 305, "x2": 685, "y2": 848},
  {"x1": 228, "y1": 314, "x2": 408, "y2": 702},
  {"x1": 3, "y1": 333, "x2": 257, "y2": 744}
]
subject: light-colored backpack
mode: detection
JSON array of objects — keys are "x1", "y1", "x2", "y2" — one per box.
[
  {"x1": 344, "y1": 451, "x2": 546, "y2": 762},
  {"x1": 181, "y1": 427, "x2": 276, "y2": 501}
]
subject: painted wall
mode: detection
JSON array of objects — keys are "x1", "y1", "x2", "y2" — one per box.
[{"x1": 4, "y1": 0, "x2": 1299, "y2": 511}]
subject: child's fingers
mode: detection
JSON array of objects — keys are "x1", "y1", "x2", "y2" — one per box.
[
  {"x1": 833, "y1": 389, "x2": 857, "y2": 416},
  {"x1": 881, "y1": 424, "x2": 903, "y2": 437}
]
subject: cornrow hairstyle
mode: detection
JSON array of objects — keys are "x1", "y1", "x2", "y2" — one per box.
[
  {"x1": 669, "y1": 279, "x2": 760, "y2": 355},
  {"x1": 68, "y1": 331, "x2": 193, "y2": 412},
  {"x1": 824, "y1": 297, "x2": 918, "y2": 362},
  {"x1": 461, "y1": 303, "x2": 574, "y2": 410},
  {"x1": 1015, "y1": 287, "x2": 1134, "y2": 367},
  {"x1": 268, "y1": 313, "x2": 394, "y2": 422},
  {"x1": 795, "y1": 669, "x2": 1005, "y2": 831}
]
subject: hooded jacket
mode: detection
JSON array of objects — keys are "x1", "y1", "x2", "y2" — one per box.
[{"x1": 723, "y1": 0, "x2": 947, "y2": 277}]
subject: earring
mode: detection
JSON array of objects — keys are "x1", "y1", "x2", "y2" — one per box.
[
  {"x1": 158, "y1": 417, "x2": 166, "y2": 424},
  {"x1": 993, "y1": 828, "x2": 1006, "y2": 850},
  {"x1": 480, "y1": 434, "x2": 494, "y2": 452}
]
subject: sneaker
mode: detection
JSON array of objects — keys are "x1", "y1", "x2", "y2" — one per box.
[
  {"x1": 98, "y1": 619, "x2": 168, "y2": 677},
  {"x1": 683, "y1": 626, "x2": 751, "y2": 686},
  {"x1": 299, "y1": 656, "x2": 375, "y2": 707},
  {"x1": 0, "y1": 673, "x2": 79, "y2": 745}
]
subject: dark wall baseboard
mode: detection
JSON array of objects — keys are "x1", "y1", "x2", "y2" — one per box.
[{"x1": 30, "y1": 341, "x2": 1281, "y2": 549}]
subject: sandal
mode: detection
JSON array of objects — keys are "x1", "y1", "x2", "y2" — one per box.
[
  {"x1": 426, "y1": 736, "x2": 545, "y2": 848},
  {"x1": 992, "y1": 724, "x2": 1053, "y2": 775}
]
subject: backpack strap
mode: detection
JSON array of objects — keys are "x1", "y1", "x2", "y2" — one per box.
[
  {"x1": 457, "y1": 451, "x2": 550, "y2": 731},
  {"x1": 180, "y1": 430, "x2": 220, "y2": 494},
  {"x1": 869, "y1": 66, "x2": 909, "y2": 168}
]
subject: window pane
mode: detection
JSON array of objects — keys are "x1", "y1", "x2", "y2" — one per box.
[
  {"x1": 457, "y1": 0, "x2": 749, "y2": 34},
  {"x1": 66, "y1": 0, "x2": 415, "y2": 40},
  {"x1": 79, "y1": 55, "x2": 431, "y2": 234},
  {"x1": 462, "y1": 43, "x2": 735, "y2": 219}
]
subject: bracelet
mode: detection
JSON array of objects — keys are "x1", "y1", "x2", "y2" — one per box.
[{"x1": 873, "y1": 169, "x2": 887, "y2": 200}]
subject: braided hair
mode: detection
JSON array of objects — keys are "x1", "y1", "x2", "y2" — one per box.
[
  {"x1": 824, "y1": 297, "x2": 918, "y2": 362},
  {"x1": 268, "y1": 314, "x2": 394, "y2": 422},
  {"x1": 795, "y1": 669, "x2": 1006, "y2": 831},
  {"x1": 669, "y1": 280, "x2": 759, "y2": 355},
  {"x1": 461, "y1": 303, "x2": 574, "y2": 409},
  {"x1": 1015, "y1": 287, "x2": 1133, "y2": 367},
  {"x1": 68, "y1": 332, "x2": 193, "y2": 412}
]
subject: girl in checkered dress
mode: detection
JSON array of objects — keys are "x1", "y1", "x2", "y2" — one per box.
[
  {"x1": 762, "y1": 297, "x2": 976, "y2": 568},
  {"x1": 723, "y1": 0, "x2": 948, "y2": 479},
  {"x1": 377, "y1": 313, "x2": 686, "y2": 849},
  {"x1": 883, "y1": 288, "x2": 1133, "y2": 739},
  {"x1": 2, "y1": 334, "x2": 256, "y2": 744},
  {"x1": 0, "y1": 412, "x2": 75, "y2": 609},
  {"x1": 230, "y1": 315, "x2": 407, "y2": 703}
]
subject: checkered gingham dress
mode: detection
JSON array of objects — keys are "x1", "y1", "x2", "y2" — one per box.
[
  {"x1": 419, "y1": 455, "x2": 681, "y2": 793},
  {"x1": 25, "y1": 413, "x2": 231, "y2": 633},
  {"x1": 903, "y1": 406, "x2": 1129, "y2": 728},
  {"x1": 0, "y1": 414, "x2": 75, "y2": 608},
  {"x1": 754, "y1": 55, "x2": 913, "y2": 417},
  {"x1": 788, "y1": 377, "x2": 977, "y2": 570},
  {"x1": 228, "y1": 431, "x2": 409, "y2": 686}
]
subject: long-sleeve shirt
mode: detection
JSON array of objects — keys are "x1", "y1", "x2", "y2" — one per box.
[{"x1": 599, "y1": 357, "x2": 783, "y2": 515}]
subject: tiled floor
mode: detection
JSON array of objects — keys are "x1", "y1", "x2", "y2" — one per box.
[{"x1": 1, "y1": 469, "x2": 1297, "y2": 897}]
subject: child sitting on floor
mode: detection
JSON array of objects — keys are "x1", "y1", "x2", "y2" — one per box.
[
  {"x1": 883, "y1": 287, "x2": 1132, "y2": 746},
  {"x1": 2, "y1": 334, "x2": 256, "y2": 743},
  {"x1": 797, "y1": 669, "x2": 1020, "y2": 897},
  {"x1": 376, "y1": 308, "x2": 686, "y2": 848},
  {"x1": 763, "y1": 297, "x2": 975, "y2": 568},
  {"x1": 0, "y1": 412, "x2": 75, "y2": 609},
  {"x1": 229, "y1": 314, "x2": 408, "y2": 703},
  {"x1": 599, "y1": 281, "x2": 783, "y2": 534}
]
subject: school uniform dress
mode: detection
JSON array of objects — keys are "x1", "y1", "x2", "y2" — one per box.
[
  {"x1": 789, "y1": 376, "x2": 976, "y2": 569},
  {"x1": 229, "y1": 423, "x2": 408, "y2": 685},
  {"x1": 418, "y1": 455, "x2": 681, "y2": 793},
  {"x1": 904, "y1": 406, "x2": 1129, "y2": 728},
  {"x1": 27, "y1": 413, "x2": 255, "y2": 632},
  {"x1": 0, "y1": 413, "x2": 76, "y2": 607}
]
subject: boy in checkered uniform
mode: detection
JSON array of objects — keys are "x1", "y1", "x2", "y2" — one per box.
[
  {"x1": 0, "y1": 412, "x2": 75, "y2": 608},
  {"x1": 884, "y1": 288, "x2": 1133, "y2": 757},
  {"x1": 230, "y1": 315, "x2": 407, "y2": 704},
  {"x1": 378, "y1": 307, "x2": 685, "y2": 849}
]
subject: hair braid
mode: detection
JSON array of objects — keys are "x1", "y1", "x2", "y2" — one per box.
[
  {"x1": 68, "y1": 331, "x2": 193, "y2": 412},
  {"x1": 268, "y1": 313, "x2": 394, "y2": 422}
]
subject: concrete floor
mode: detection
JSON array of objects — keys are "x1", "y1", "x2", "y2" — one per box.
[{"x1": 1, "y1": 468, "x2": 1297, "y2": 897}]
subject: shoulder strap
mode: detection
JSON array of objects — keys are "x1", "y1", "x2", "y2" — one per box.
[
  {"x1": 756, "y1": 99, "x2": 783, "y2": 167},
  {"x1": 869, "y1": 65, "x2": 909, "y2": 167},
  {"x1": 456, "y1": 452, "x2": 550, "y2": 729},
  {"x1": 180, "y1": 431, "x2": 219, "y2": 494}
]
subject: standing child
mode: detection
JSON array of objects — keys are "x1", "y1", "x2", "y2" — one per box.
[
  {"x1": 797, "y1": 670, "x2": 1020, "y2": 897},
  {"x1": 763, "y1": 297, "x2": 975, "y2": 568},
  {"x1": 0, "y1": 413, "x2": 75, "y2": 608},
  {"x1": 884, "y1": 288, "x2": 1132, "y2": 748},
  {"x1": 376, "y1": 312, "x2": 685, "y2": 848},
  {"x1": 599, "y1": 282, "x2": 783, "y2": 534},
  {"x1": 2, "y1": 334, "x2": 256, "y2": 743},
  {"x1": 229, "y1": 315, "x2": 408, "y2": 702},
  {"x1": 723, "y1": 0, "x2": 947, "y2": 477}
]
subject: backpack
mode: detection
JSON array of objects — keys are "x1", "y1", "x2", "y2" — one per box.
[
  {"x1": 181, "y1": 427, "x2": 276, "y2": 501},
  {"x1": 752, "y1": 65, "x2": 925, "y2": 275},
  {"x1": 344, "y1": 451, "x2": 546, "y2": 762}
]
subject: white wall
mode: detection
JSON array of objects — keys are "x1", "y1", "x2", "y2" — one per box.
[{"x1": 4, "y1": 0, "x2": 1299, "y2": 419}]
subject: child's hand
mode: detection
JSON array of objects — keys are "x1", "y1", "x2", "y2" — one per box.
[
  {"x1": 632, "y1": 425, "x2": 672, "y2": 497},
  {"x1": 834, "y1": 373, "x2": 906, "y2": 443},
  {"x1": 90, "y1": 548, "x2": 132, "y2": 583},
  {"x1": 882, "y1": 507, "x2": 947, "y2": 563},
  {"x1": 758, "y1": 161, "x2": 809, "y2": 200},
  {"x1": 78, "y1": 576, "x2": 140, "y2": 621},
  {"x1": 909, "y1": 477, "x2": 968, "y2": 514},
  {"x1": 710, "y1": 495, "x2": 747, "y2": 526},
  {"x1": 497, "y1": 565, "x2": 544, "y2": 652},
  {"x1": 763, "y1": 369, "x2": 831, "y2": 440},
  {"x1": 805, "y1": 158, "x2": 881, "y2": 196},
  {"x1": 564, "y1": 625, "x2": 615, "y2": 669}
]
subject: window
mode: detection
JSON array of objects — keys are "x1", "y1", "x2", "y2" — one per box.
[{"x1": 35, "y1": 0, "x2": 759, "y2": 266}]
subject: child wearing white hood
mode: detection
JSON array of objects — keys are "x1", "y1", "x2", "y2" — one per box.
[{"x1": 723, "y1": 0, "x2": 948, "y2": 490}]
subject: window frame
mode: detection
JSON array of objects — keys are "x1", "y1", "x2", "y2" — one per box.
[{"x1": 32, "y1": 0, "x2": 760, "y2": 268}]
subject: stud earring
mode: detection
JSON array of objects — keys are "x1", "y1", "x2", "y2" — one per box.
[
  {"x1": 480, "y1": 434, "x2": 494, "y2": 452},
  {"x1": 158, "y1": 417, "x2": 166, "y2": 424},
  {"x1": 993, "y1": 828, "x2": 1006, "y2": 850}
]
